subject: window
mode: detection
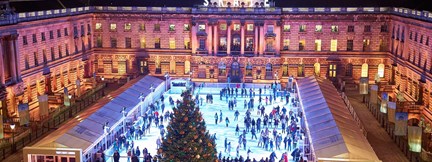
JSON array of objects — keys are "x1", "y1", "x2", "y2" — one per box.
[
  {"x1": 96, "y1": 23, "x2": 102, "y2": 30},
  {"x1": 57, "y1": 29, "x2": 61, "y2": 38},
  {"x1": 378, "y1": 64, "x2": 385, "y2": 78},
  {"x1": 220, "y1": 24, "x2": 227, "y2": 30},
  {"x1": 364, "y1": 25, "x2": 371, "y2": 32},
  {"x1": 346, "y1": 64, "x2": 353, "y2": 76},
  {"x1": 330, "y1": 39, "x2": 337, "y2": 51},
  {"x1": 32, "y1": 34, "x2": 37, "y2": 43},
  {"x1": 233, "y1": 24, "x2": 240, "y2": 31},
  {"x1": 125, "y1": 37, "x2": 132, "y2": 48},
  {"x1": 401, "y1": 28, "x2": 405, "y2": 41},
  {"x1": 87, "y1": 24, "x2": 91, "y2": 34},
  {"x1": 124, "y1": 23, "x2": 132, "y2": 32},
  {"x1": 33, "y1": 52, "x2": 39, "y2": 66},
  {"x1": 110, "y1": 37, "x2": 117, "y2": 48},
  {"x1": 65, "y1": 43, "x2": 69, "y2": 56},
  {"x1": 73, "y1": 26, "x2": 78, "y2": 37},
  {"x1": 246, "y1": 37, "x2": 253, "y2": 51},
  {"x1": 347, "y1": 40, "x2": 354, "y2": 51},
  {"x1": 363, "y1": 39, "x2": 370, "y2": 51},
  {"x1": 24, "y1": 54, "x2": 29, "y2": 69},
  {"x1": 155, "y1": 38, "x2": 161, "y2": 49},
  {"x1": 41, "y1": 32, "x2": 46, "y2": 41},
  {"x1": 42, "y1": 49, "x2": 47, "y2": 63},
  {"x1": 96, "y1": 35, "x2": 102, "y2": 48},
  {"x1": 139, "y1": 24, "x2": 146, "y2": 31},
  {"x1": 140, "y1": 38, "x2": 146, "y2": 48},
  {"x1": 314, "y1": 63, "x2": 320, "y2": 76},
  {"x1": 410, "y1": 31, "x2": 413, "y2": 40},
  {"x1": 184, "y1": 38, "x2": 190, "y2": 49},
  {"x1": 199, "y1": 39, "x2": 205, "y2": 50},
  {"x1": 110, "y1": 23, "x2": 117, "y2": 32},
  {"x1": 81, "y1": 25, "x2": 85, "y2": 36},
  {"x1": 58, "y1": 45, "x2": 62, "y2": 58},
  {"x1": 154, "y1": 24, "x2": 160, "y2": 31},
  {"x1": 331, "y1": 25, "x2": 339, "y2": 32},
  {"x1": 22, "y1": 36, "x2": 28, "y2": 45},
  {"x1": 283, "y1": 39, "x2": 289, "y2": 50},
  {"x1": 361, "y1": 63, "x2": 368, "y2": 77},
  {"x1": 183, "y1": 24, "x2": 190, "y2": 31},
  {"x1": 299, "y1": 40, "x2": 305, "y2": 51},
  {"x1": 169, "y1": 24, "x2": 175, "y2": 31},
  {"x1": 329, "y1": 64, "x2": 337, "y2": 77},
  {"x1": 315, "y1": 25, "x2": 322, "y2": 32},
  {"x1": 169, "y1": 38, "x2": 176, "y2": 49},
  {"x1": 49, "y1": 31, "x2": 54, "y2": 39},
  {"x1": 299, "y1": 25, "x2": 306, "y2": 32},
  {"x1": 199, "y1": 24, "x2": 206, "y2": 31},
  {"x1": 283, "y1": 25, "x2": 290, "y2": 32},
  {"x1": 247, "y1": 24, "x2": 254, "y2": 31},
  {"x1": 267, "y1": 25, "x2": 274, "y2": 33},
  {"x1": 426, "y1": 37, "x2": 429, "y2": 46},
  {"x1": 315, "y1": 39, "x2": 321, "y2": 51},
  {"x1": 64, "y1": 28, "x2": 69, "y2": 36},
  {"x1": 347, "y1": 25, "x2": 354, "y2": 32},
  {"x1": 379, "y1": 39, "x2": 386, "y2": 52},
  {"x1": 297, "y1": 64, "x2": 304, "y2": 77},
  {"x1": 381, "y1": 25, "x2": 388, "y2": 32},
  {"x1": 50, "y1": 47, "x2": 55, "y2": 60},
  {"x1": 420, "y1": 35, "x2": 423, "y2": 44}
]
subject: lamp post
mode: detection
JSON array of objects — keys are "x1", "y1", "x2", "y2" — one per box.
[
  {"x1": 101, "y1": 76, "x2": 105, "y2": 82},
  {"x1": 164, "y1": 72, "x2": 170, "y2": 92},
  {"x1": 10, "y1": 123, "x2": 15, "y2": 152},
  {"x1": 68, "y1": 94, "x2": 72, "y2": 106},
  {"x1": 121, "y1": 107, "x2": 127, "y2": 135}
]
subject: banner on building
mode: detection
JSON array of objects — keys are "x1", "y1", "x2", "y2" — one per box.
[
  {"x1": 38, "y1": 94, "x2": 49, "y2": 118},
  {"x1": 380, "y1": 92, "x2": 388, "y2": 113},
  {"x1": 388, "y1": 102, "x2": 396, "y2": 123},
  {"x1": 359, "y1": 77, "x2": 369, "y2": 94},
  {"x1": 408, "y1": 126, "x2": 422, "y2": 152},
  {"x1": 0, "y1": 115, "x2": 3, "y2": 139},
  {"x1": 18, "y1": 103, "x2": 30, "y2": 126},
  {"x1": 394, "y1": 112, "x2": 408, "y2": 136},
  {"x1": 370, "y1": 85, "x2": 378, "y2": 104}
]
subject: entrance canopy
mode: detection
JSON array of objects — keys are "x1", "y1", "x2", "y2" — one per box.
[
  {"x1": 32, "y1": 76, "x2": 164, "y2": 153},
  {"x1": 297, "y1": 76, "x2": 379, "y2": 162}
]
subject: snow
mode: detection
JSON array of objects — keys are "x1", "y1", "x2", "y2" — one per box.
[{"x1": 107, "y1": 86, "x2": 304, "y2": 161}]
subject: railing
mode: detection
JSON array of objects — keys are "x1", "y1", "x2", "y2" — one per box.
[
  {"x1": 341, "y1": 92, "x2": 368, "y2": 137},
  {"x1": 1, "y1": 6, "x2": 432, "y2": 26},
  {"x1": 0, "y1": 83, "x2": 107, "y2": 160}
]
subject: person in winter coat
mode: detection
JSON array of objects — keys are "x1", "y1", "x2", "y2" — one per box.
[{"x1": 113, "y1": 151, "x2": 120, "y2": 162}]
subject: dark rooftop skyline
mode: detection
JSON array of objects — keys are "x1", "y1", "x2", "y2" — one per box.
[{"x1": 5, "y1": 0, "x2": 432, "y2": 13}]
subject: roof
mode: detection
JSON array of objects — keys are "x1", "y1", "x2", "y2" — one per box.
[
  {"x1": 296, "y1": 76, "x2": 380, "y2": 161},
  {"x1": 33, "y1": 75, "x2": 164, "y2": 153},
  {"x1": 5, "y1": 0, "x2": 432, "y2": 13}
]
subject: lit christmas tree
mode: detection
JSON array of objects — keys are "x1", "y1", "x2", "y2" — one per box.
[{"x1": 160, "y1": 90, "x2": 217, "y2": 161}]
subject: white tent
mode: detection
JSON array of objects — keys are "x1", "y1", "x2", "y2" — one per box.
[
  {"x1": 32, "y1": 76, "x2": 165, "y2": 155},
  {"x1": 297, "y1": 76, "x2": 380, "y2": 162}
]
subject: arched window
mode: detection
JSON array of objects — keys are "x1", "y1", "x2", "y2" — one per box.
[
  {"x1": 266, "y1": 63, "x2": 272, "y2": 72},
  {"x1": 314, "y1": 63, "x2": 320, "y2": 76},
  {"x1": 361, "y1": 63, "x2": 369, "y2": 77},
  {"x1": 346, "y1": 63, "x2": 353, "y2": 77},
  {"x1": 184, "y1": 61, "x2": 190, "y2": 74},
  {"x1": 298, "y1": 64, "x2": 305, "y2": 77},
  {"x1": 169, "y1": 60, "x2": 176, "y2": 74},
  {"x1": 378, "y1": 64, "x2": 385, "y2": 78},
  {"x1": 218, "y1": 62, "x2": 226, "y2": 76},
  {"x1": 282, "y1": 62, "x2": 289, "y2": 76},
  {"x1": 246, "y1": 62, "x2": 253, "y2": 76}
]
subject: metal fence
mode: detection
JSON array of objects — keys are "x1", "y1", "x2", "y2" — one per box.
[{"x1": 0, "y1": 83, "x2": 107, "y2": 160}]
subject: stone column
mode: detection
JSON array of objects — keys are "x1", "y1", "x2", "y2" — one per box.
[
  {"x1": 0, "y1": 83, "x2": 7, "y2": 139},
  {"x1": 213, "y1": 22, "x2": 218, "y2": 55},
  {"x1": 191, "y1": 22, "x2": 198, "y2": 54},
  {"x1": 207, "y1": 22, "x2": 213, "y2": 54},
  {"x1": 7, "y1": 36, "x2": 17, "y2": 83},
  {"x1": 11, "y1": 34, "x2": 21, "y2": 82},
  {"x1": 240, "y1": 21, "x2": 245, "y2": 55},
  {"x1": 43, "y1": 65, "x2": 53, "y2": 95},
  {"x1": 275, "y1": 22, "x2": 281, "y2": 54},
  {"x1": 259, "y1": 23, "x2": 265, "y2": 55},
  {"x1": 254, "y1": 23, "x2": 259, "y2": 56},
  {"x1": 227, "y1": 21, "x2": 232, "y2": 55}
]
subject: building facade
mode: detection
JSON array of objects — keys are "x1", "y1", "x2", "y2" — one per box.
[{"x1": 1, "y1": 1, "x2": 432, "y2": 157}]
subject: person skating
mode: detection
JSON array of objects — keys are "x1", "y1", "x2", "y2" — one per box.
[
  {"x1": 220, "y1": 110, "x2": 223, "y2": 123},
  {"x1": 236, "y1": 124, "x2": 240, "y2": 135},
  {"x1": 251, "y1": 127, "x2": 257, "y2": 140},
  {"x1": 225, "y1": 117, "x2": 230, "y2": 127},
  {"x1": 224, "y1": 137, "x2": 228, "y2": 152},
  {"x1": 234, "y1": 110, "x2": 240, "y2": 121},
  {"x1": 270, "y1": 151, "x2": 277, "y2": 162},
  {"x1": 215, "y1": 113, "x2": 218, "y2": 125},
  {"x1": 113, "y1": 151, "x2": 120, "y2": 162}
]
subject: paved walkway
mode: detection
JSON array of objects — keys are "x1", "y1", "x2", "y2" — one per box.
[{"x1": 345, "y1": 90, "x2": 409, "y2": 162}]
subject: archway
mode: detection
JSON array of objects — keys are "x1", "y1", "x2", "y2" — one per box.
[
  {"x1": 265, "y1": 63, "x2": 273, "y2": 79},
  {"x1": 230, "y1": 61, "x2": 242, "y2": 83},
  {"x1": 314, "y1": 63, "x2": 320, "y2": 76}
]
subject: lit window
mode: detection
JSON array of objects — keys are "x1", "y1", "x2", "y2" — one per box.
[
  {"x1": 169, "y1": 38, "x2": 176, "y2": 49},
  {"x1": 95, "y1": 23, "x2": 102, "y2": 30},
  {"x1": 169, "y1": 24, "x2": 175, "y2": 31},
  {"x1": 314, "y1": 63, "x2": 320, "y2": 76},
  {"x1": 184, "y1": 38, "x2": 191, "y2": 49},
  {"x1": 378, "y1": 64, "x2": 385, "y2": 78},
  {"x1": 331, "y1": 25, "x2": 338, "y2": 32},
  {"x1": 283, "y1": 39, "x2": 289, "y2": 50},
  {"x1": 220, "y1": 24, "x2": 227, "y2": 30},
  {"x1": 299, "y1": 25, "x2": 306, "y2": 32},
  {"x1": 330, "y1": 39, "x2": 337, "y2": 51},
  {"x1": 183, "y1": 24, "x2": 190, "y2": 31},
  {"x1": 347, "y1": 40, "x2": 354, "y2": 51},
  {"x1": 329, "y1": 64, "x2": 337, "y2": 77},
  {"x1": 283, "y1": 25, "x2": 290, "y2": 32},
  {"x1": 140, "y1": 38, "x2": 146, "y2": 48},
  {"x1": 315, "y1": 25, "x2": 322, "y2": 32},
  {"x1": 110, "y1": 23, "x2": 117, "y2": 31},
  {"x1": 361, "y1": 63, "x2": 368, "y2": 77},
  {"x1": 299, "y1": 40, "x2": 305, "y2": 51},
  {"x1": 199, "y1": 24, "x2": 206, "y2": 31},
  {"x1": 124, "y1": 23, "x2": 132, "y2": 31},
  {"x1": 315, "y1": 39, "x2": 321, "y2": 51},
  {"x1": 139, "y1": 24, "x2": 146, "y2": 31},
  {"x1": 247, "y1": 24, "x2": 254, "y2": 31},
  {"x1": 233, "y1": 24, "x2": 240, "y2": 31}
]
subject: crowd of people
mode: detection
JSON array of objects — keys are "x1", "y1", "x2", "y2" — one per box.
[{"x1": 107, "y1": 82, "x2": 306, "y2": 162}]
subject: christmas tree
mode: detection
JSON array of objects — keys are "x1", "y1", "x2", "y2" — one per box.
[{"x1": 160, "y1": 90, "x2": 217, "y2": 161}]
